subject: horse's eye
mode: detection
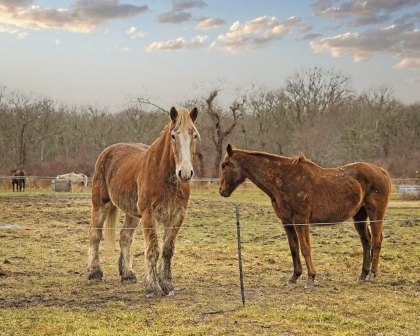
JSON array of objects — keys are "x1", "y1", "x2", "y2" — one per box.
[
  {"x1": 193, "y1": 134, "x2": 198, "y2": 140},
  {"x1": 171, "y1": 134, "x2": 176, "y2": 140}
]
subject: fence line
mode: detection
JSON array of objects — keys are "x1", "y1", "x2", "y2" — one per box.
[{"x1": 1, "y1": 216, "x2": 419, "y2": 231}]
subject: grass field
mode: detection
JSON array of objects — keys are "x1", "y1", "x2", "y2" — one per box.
[{"x1": 0, "y1": 185, "x2": 419, "y2": 335}]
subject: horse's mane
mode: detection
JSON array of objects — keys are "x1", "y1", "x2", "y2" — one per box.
[{"x1": 291, "y1": 153, "x2": 307, "y2": 166}]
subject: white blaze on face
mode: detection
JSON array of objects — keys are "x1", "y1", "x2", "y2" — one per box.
[{"x1": 172, "y1": 128, "x2": 197, "y2": 181}]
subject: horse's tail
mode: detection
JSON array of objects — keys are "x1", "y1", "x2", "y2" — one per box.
[{"x1": 104, "y1": 205, "x2": 119, "y2": 250}]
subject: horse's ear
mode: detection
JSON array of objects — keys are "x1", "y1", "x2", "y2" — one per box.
[
  {"x1": 227, "y1": 143, "x2": 234, "y2": 157},
  {"x1": 190, "y1": 107, "x2": 198, "y2": 122},
  {"x1": 170, "y1": 107, "x2": 178, "y2": 122}
]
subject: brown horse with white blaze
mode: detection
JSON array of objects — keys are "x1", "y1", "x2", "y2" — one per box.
[
  {"x1": 219, "y1": 144, "x2": 391, "y2": 288},
  {"x1": 88, "y1": 107, "x2": 199, "y2": 297}
]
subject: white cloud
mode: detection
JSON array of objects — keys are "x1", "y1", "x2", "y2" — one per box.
[
  {"x1": 126, "y1": 26, "x2": 146, "y2": 39},
  {"x1": 0, "y1": 24, "x2": 20, "y2": 34},
  {"x1": 121, "y1": 46, "x2": 131, "y2": 53},
  {"x1": 54, "y1": 39, "x2": 61, "y2": 45},
  {"x1": 195, "y1": 17, "x2": 225, "y2": 30},
  {"x1": 212, "y1": 16, "x2": 307, "y2": 53},
  {"x1": 17, "y1": 32, "x2": 28, "y2": 39},
  {"x1": 146, "y1": 35, "x2": 207, "y2": 52},
  {"x1": 189, "y1": 35, "x2": 207, "y2": 47},
  {"x1": 395, "y1": 58, "x2": 420, "y2": 70},
  {"x1": 310, "y1": 24, "x2": 420, "y2": 66},
  {"x1": 146, "y1": 37, "x2": 185, "y2": 52}
]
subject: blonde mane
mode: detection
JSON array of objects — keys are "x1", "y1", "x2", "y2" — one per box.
[{"x1": 173, "y1": 108, "x2": 200, "y2": 140}]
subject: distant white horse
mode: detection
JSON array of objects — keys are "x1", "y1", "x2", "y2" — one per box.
[{"x1": 56, "y1": 172, "x2": 88, "y2": 191}]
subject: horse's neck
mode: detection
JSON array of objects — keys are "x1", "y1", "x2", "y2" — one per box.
[
  {"x1": 238, "y1": 152, "x2": 289, "y2": 196},
  {"x1": 146, "y1": 131, "x2": 175, "y2": 174}
]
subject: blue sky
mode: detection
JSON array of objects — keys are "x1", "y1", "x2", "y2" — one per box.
[{"x1": 1, "y1": 0, "x2": 420, "y2": 110}]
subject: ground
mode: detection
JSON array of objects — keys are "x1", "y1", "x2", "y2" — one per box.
[{"x1": 0, "y1": 190, "x2": 419, "y2": 335}]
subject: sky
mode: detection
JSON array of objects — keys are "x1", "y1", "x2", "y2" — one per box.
[{"x1": 1, "y1": 0, "x2": 420, "y2": 111}]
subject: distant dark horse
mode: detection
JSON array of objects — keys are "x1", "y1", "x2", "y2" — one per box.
[
  {"x1": 11, "y1": 169, "x2": 26, "y2": 192},
  {"x1": 219, "y1": 144, "x2": 391, "y2": 288}
]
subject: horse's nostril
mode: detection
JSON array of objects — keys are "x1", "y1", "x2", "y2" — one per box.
[
  {"x1": 190, "y1": 170, "x2": 194, "y2": 178},
  {"x1": 178, "y1": 170, "x2": 182, "y2": 178}
]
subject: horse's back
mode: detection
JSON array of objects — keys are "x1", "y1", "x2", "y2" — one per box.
[{"x1": 92, "y1": 143, "x2": 150, "y2": 211}]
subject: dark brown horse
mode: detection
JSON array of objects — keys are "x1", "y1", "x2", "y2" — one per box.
[
  {"x1": 88, "y1": 107, "x2": 199, "y2": 297},
  {"x1": 11, "y1": 169, "x2": 26, "y2": 192},
  {"x1": 219, "y1": 144, "x2": 391, "y2": 288}
]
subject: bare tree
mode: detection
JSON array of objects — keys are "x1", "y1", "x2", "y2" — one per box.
[
  {"x1": 285, "y1": 66, "x2": 353, "y2": 123},
  {"x1": 8, "y1": 91, "x2": 42, "y2": 169},
  {"x1": 205, "y1": 90, "x2": 244, "y2": 178}
]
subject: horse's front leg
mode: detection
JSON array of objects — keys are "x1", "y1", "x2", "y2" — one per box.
[
  {"x1": 142, "y1": 210, "x2": 162, "y2": 297},
  {"x1": 119, "y1": 214, "x2": 139, "y2": 283},
  {"x1": 294, "y1": 222, "x2": 316, "y2": 289},
  {"x1": 159, "y1": 213, "x2": 184, "y2": 295},
  {"x1": 283, "y1": 224, "x2": 303, "y2": 284}
]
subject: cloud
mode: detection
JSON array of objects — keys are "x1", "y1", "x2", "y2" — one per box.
[
  {"x1": 211, "y1": 16, "x2": 309, "y2": 53},
  {"x1": 121, "y1": 46, "x2": 131, "y2": 52},
  {"x1": 195, "y1": 17, "x2": 225, "y2": 30},
  {"x1": 189, "y1": 35, "x2": 207, "y2": 47},
  {"x1": 156, "y1": 11, "x2": 191, "y2": 24},
  {"x1": 17, "y1": 31, "x2": 27, "y2": 39},
  {"x1": 156, "y1": 0, "x2": 207, "y2": 25},
  {"x1": 405, "y1": 77, "x2": 420, "y2": 84},
  {"x1": 172, "y1": 0, "x2": 207, "y2": 12},
  {"x1": 0, "y1": 24, "x2": 20, "y2": 34},
  {"x1": 310, "y1": 23, "x2": 420, "y2": 65},
  {"x1": 0, "y1": 0, "x2": 148, "y2": 33},
  {"x1": 146, "y1": 37, "x2": 185, "y2": 51},
  {"x1": 312, "y1": 0, "x2": 420, "y2": 26},
  {"x1": 301, "y1": 33, "x2": 323, "y2": 40},
  {"x1": 54, "y1": 38, "x2": 61, "y2": 45},
  {"x1": 146, "y1": 35, "x2": 207, "y2": 51},
  {"x1": 126, "y1": 26, "x2": 146, "y2": 39},
  {"x1": 395, "y1": 58, "x2": 420, "y2": 70},
  {"x1": 313, "y1": 0, "x2": 420, "y2": 18}
]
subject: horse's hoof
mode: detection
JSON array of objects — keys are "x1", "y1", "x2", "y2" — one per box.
[
  {"x1": 145, "y1": 288, "x2": 163, "y2": 298},
  {"x1": 121, "y1": 272, "x2": 137, "y2": 284},
  {"x1": 88, "y1": 268, "x2": 103, "y2": 282},
  {"x1": 287, "y1": 279, "x2": 297, "y2": 284},
  {"x1": 365, "y1": 272, "x2": 375, "y2": 282},
  {"x1": 159, "y1": 280, "x2": 174, "y2": 295},
  {"x1": 304, "y1": 282, "x2": 315, "y2": 289}
]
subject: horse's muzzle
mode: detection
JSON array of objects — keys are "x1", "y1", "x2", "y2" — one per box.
[
  {"x1": 219, "y1": 188, "x2": 230, "y2": 197},
  {"x1": 178, "y1": 169, "x2": 194, "y2": 181}
]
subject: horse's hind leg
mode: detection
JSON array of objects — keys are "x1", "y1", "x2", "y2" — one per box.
[
  {"x1": 142, "y1": 210, "x2": 162, "y2": 297},
  {"x1": 353, "y1": 207, "x2": 372, "y2": 281},
  {"x1": 366, "y1": 212, "x2": 384, "y2": 281},
  {"x1": 119, "y1": 214, "x2": 139, "y2": 283},
  {"x1": 88, "y1": 205, "x2": 108, "y2": 281}
]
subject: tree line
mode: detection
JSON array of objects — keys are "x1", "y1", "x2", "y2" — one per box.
[{"x1": 1, "y1": 66, "x2": 419, "y2": 179}]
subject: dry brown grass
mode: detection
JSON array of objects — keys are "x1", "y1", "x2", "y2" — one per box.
[{"x1": 0, "y1": 187, "x2": 419, "y2": 335}]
